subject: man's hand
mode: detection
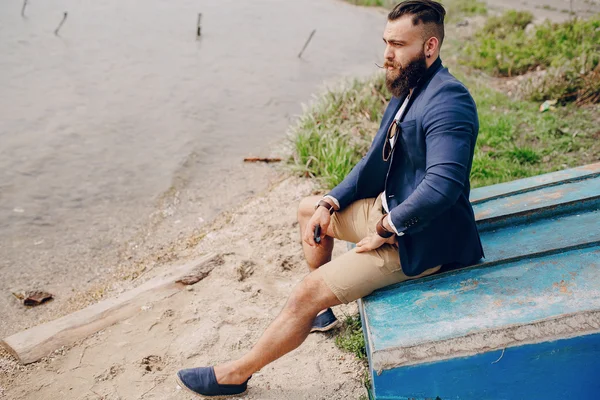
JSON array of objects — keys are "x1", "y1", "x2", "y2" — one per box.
[
  {"x1": 303, "y1": 206, "x2": 332, "y2": 247},
  {"x1": 355, "y1": 233, "x2": 396, "y2": 253}
]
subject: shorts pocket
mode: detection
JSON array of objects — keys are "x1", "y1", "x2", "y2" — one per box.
[
  {"x1": 374, "y1": 245, "x2": 402, "y2": 274},
  {"x1": 367, "y1": 195, "x2": 385, "y2": 235}
]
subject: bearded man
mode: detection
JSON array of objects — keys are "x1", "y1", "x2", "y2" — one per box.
[{"x1": 176, "y1": 0, "x2": 484, "y2": 396}]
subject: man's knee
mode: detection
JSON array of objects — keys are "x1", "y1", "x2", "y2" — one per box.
[
  {"x1": 297, "y1": 196, "x2": 320, "y2": 223},
  {"x1": 286, "y1": 272, "x2": 337, "y2": 315}
]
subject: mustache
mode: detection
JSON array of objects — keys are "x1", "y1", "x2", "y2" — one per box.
[{"x1": 375, "y1": 61, "x2": 399, "y2": 69}]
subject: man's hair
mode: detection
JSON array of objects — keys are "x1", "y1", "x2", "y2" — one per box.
[{"x1": 388, "y1": 0, "x2": 446, "y2": 46}]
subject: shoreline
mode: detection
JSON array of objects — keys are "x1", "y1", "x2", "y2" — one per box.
[{"x1": 0, "y1": 161, "x2": 281, "y2": 337}]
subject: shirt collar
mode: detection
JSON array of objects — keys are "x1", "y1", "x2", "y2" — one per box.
[{"x1": 422, "y1": 56, "x2": 443, "y2": 85}]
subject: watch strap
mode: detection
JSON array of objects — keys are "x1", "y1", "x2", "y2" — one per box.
[{"x1": 315, "y1": 199, "x2": 335, "y2": 215}]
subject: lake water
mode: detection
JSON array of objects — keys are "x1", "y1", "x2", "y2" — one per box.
[{"x1": 0, "y1": 0, "x2": 385, "y2": 336}]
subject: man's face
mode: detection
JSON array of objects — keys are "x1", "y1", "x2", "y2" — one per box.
[{"x1": 383, "y1": 16, "x2": 428, "y2": 97}]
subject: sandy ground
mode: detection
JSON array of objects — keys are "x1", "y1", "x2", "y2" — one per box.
[{"x1": 1, "y1": 175, "x2": 368, "y2": 400}]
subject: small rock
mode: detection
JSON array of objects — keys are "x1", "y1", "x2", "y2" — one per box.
[
  {"x1": 525, "y1": 23, "x2": 535, "y2": 35},
  {"x1": 22, "y1": 291, "x2": 54, "y2": 306},
  {"x1": 186, "y1": 285, "x2": 194, "y2": 292},
  {"x1": 141, "y1": 305, "x2": 153, "y2": 311}
]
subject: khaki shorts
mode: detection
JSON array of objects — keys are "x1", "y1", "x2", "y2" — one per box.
[{"x1": 321, "y1": 194, "x2": 440, "y2": 304}]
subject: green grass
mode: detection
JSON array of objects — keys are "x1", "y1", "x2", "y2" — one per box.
[
  {"x1": 462, "y1": 12, "x2": 600, "y2": 103},
  {"x1": 464, "y1": 14, "x2": 600, "y2": 76},
  {"x1": 480, "y1": 10, "x2": 533, "y2": 38},
  {"x1": 445, "y1": 0, "x2": 487, "y2": 18},
  {"x1": 457, "y1": 68, "x2": 600, "y2": 186},
  {"x1": 344, "y1": 0, "x2": 487, "y2": 20},
  {"x1": 335, "y1": 314, "x2": 367, "y2": 360},
  {"x1": 345, "y1": 0, "x2": 397, "y2": 7}
]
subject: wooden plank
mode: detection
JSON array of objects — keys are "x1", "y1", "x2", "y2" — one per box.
[
  {"x1": 470, "y1": 162, "x2": 600, "y2": 204},
  {"x1": 472, "y1": 174, "x2": 600, "y2": 222},
  {"x1": 1, "y1": 253, "x2": 219, "y2": 364},
  {"x1": 478, "y1": 208, "x2": 600, "y2": 266}
]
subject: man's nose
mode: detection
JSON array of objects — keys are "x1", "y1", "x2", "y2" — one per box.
[{"x1": 384, "y1": 45, "x2": 394, "y2": 61}]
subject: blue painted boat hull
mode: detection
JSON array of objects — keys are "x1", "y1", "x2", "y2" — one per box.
[
  {"x1": 373, "y1": 332, "x2": 600, "y2": 400},
  {"x1": 358, "y1": 163, "x2": 600, "y2": 400}
]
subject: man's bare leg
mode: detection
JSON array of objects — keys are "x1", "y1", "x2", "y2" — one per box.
[
  {"x1": 212, "y1": 269, "x2": 341, "y2": 384},
  {"x1": 297, "y1": 196, "x2": 339, "y2": 322},
  {"x1": 297, "y1": 196, "x2": 335, "y2": 272}
]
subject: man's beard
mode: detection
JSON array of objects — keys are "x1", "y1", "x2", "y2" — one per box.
[{"x1": 385, "y1": 51, "x2": 428, "y2": 98}]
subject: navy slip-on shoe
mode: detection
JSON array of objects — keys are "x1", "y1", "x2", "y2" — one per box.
[
  {"x1": 310, "y1": 308, "x2": 340, "y2": 333},
  {"x1": 176, "y1": 366, "x2": 251, "y2": 398}
]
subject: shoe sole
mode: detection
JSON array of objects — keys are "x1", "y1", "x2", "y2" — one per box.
[
  {"x1": 175, "y1": 374, "x2": 248, "y2": 399},
  {"x1": 310, "y1": 319, "x2": 340, "y2": 333}
]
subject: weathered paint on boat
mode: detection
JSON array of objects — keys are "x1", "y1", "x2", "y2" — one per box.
[{"x1": 358, "y1": 163, "x2": 600, "y2": 400}]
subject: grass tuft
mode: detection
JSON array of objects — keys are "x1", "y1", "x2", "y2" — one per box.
[
  {"x1": 446, "y1": 0, "x2": 487, "y2": 18},
  {"x1": 463, "y1": 13, "x2": 600, "y2": 103},
  {"x1": 481, "y1": 10, "x2": 533, "y2": 38},
  {"x1": 288, "y1": 75, "x2": 390, "y2": 188},
  {"x1": 335, "y1": 314, "x2": 367, "y2": 360}
]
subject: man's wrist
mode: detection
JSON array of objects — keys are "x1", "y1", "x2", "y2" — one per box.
[
  {"x1": 315, "y1": 197, "x2": 338, "y2": 212},
  {"x1": 376, "y1": 215, "x2": 394, "y2": 238},
  {"x1": 322, "y1": 195, "x2": 340, "y2": 210},
  {"x1": 384, "y1": 214, "x2": 403, "y2": 236},
  {"x1": 315, "y1": 199, "x2": 335, "y2": 215},
  {"x1": 382, "y1": 215, "x2": 393, "y2": 232}
]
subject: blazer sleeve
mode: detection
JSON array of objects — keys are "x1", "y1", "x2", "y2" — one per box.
[{"x1": 388, "y1": 81, "x2": 477, "y2": 234}]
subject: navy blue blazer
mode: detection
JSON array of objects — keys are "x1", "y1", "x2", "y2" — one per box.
[{"x1": 328, "y1": 58, "x2": 484, "y2": 276}]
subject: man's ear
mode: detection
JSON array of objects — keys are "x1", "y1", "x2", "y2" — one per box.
[{"x1": 424, "y1": 36, "x2": 439, "y2": 58}]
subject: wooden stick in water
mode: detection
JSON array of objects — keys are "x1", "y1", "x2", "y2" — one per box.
[
  {"x1": 54, "y1": 12, "x2": 68, "y2": 36},
  {"x1": 21, "y1": 0, "x2": 28, "y2": 17},
  {"x1": 298, "y1": 29, "x2": 316, "y2": 59},
  {"x1": 197, "y1": 13, "x2": 202, "y2": 38}
]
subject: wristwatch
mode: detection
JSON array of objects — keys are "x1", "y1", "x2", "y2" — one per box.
[
  {"x1": 376, "y1": 215, "x2": 394, "y2": 238},
  {"x1": 314, "y1": 199, "x2": 335, "y2": 215}
]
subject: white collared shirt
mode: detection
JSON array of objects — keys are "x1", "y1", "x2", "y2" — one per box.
[{"x1": 380, "y1": 92, "x2": 412, "y2": 235}]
